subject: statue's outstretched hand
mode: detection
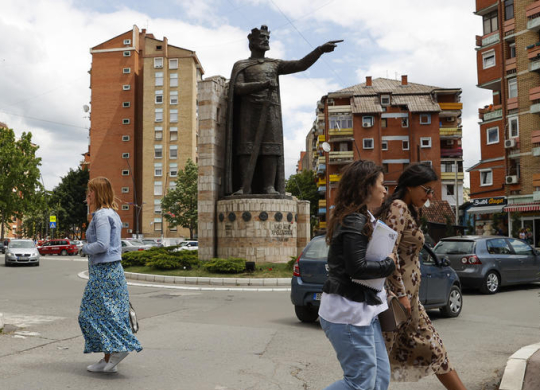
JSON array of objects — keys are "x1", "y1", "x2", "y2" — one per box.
[{"x1": 320, "y1": 40, "x2": 343, "y2": 53}]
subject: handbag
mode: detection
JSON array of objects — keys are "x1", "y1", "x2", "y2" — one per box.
[
  {"x1": 128, "y1": 301, "x2": 139, "y2": 334},
  {"x1": 378, "y1": 294, "x2": 408, "y2": 332}
]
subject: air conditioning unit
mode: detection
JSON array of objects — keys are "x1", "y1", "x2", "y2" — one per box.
[
  {"x1": 504, "y1": 139, "x2": 516, "y2": 148},
  {"x1": 506, "y1": 175, "x2": 518, "y2": 184},
  {"x1": 362, "y1": 122, "x2": 372, "y2": 128},
  {"x1": 127, "y1": 229, "x2": 133, "y2": 233}
]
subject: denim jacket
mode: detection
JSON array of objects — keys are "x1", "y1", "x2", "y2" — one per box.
[{"x1": 82, "y1": 208, "x2": 122, "y2": 265}]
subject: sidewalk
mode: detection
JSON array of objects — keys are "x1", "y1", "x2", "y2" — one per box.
[{"x1": 499, "y1": 343, "x2": 540, "y2": 390}]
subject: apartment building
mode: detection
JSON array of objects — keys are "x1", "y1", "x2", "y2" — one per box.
[
  {"x1": 470, "y1": 0, "x2": 540, "y2": 245},
  {"x1": 312, "y1": 76, "x2": 464, "y2": 231},
  {"x1": 89, "y1": 25, "x2": 203, "y2": 239}
]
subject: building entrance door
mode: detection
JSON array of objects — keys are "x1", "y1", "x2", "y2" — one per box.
[{"x1": 522, "y1": 217, "x2": 539, "y2": 248}]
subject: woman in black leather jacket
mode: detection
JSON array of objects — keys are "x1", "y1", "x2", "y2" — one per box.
[{"x1": 319, "y1": 160, "x2": 397, "y2": 390}]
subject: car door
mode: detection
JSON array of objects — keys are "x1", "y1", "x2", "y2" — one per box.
[
  {"x1": 41, "y1": 241, "x2": 52, "y2": 255},
  {"x1": 419, "y1": 247, "x2": 447, "y2": 306},
  {"x1": 485, "y1": 238, "x2": 520, "y2": 284},
  {"x1": 506, "y1": 238, "x2": 539, "y2": 282}
]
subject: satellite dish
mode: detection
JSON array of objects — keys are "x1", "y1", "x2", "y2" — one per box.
[
  {"x1": 321, "y1": 142, "x2": 331, "y2": 153},
  {"x1": 83, "y1": 105, "x2": 90, "y2": 113}
]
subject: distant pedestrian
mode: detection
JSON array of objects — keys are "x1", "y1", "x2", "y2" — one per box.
[
  {"x1": 79, "y1": 177, "x2": 142, "y2": 373},
  {"x1": 319, "y1": 160, "x2": 397, "y2": 390},
  {"x1": 525, "y1": 228, "x2": 533, "y2": 245},
  {"x1": 519, "y1": 228, "x2": 526, "y2": 241}
]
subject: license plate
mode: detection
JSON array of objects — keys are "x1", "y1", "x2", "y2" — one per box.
[{"x1": 313, "y1": 293, "x2": 322, "y2": 301}]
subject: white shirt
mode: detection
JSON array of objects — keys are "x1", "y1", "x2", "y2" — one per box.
[{"x1": 318, "y1": 211, "x2": 388, "y2": 326}]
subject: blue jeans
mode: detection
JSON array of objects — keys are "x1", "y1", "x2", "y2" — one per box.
[{"x1": 320, "y1": 317, "x2": 390, "y2": 390}]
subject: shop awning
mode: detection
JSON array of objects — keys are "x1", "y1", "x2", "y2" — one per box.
[
  {"x1": 467, "y1": 205, "x2": 506, "y2": 214},
  {"x1": 503, "y1": 202, "x2": 540, "y2": 212}
]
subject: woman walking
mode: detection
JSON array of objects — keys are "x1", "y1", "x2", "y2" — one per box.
[
  {"x1": 319, "y1": 160, "x2": 397, "y2": 390},
  {"x1": 377, "y1": 163, "x2": 466, "y2": 389},
  {"x1": 79, "y1": 177, "x2": 142, "y2": 373}
]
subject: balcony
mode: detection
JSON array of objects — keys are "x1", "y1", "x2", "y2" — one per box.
[
  {"x1": 534, "y1": 191, "x2": 540, "y2": 201},
  {"x1": 440, "y1": 172, "x2": 465, "y2": 181},
  {"x1": 329, "y1": 128, "x2": 353, "y2": 136},
  {"x1": 319, "y1": 199, "x2": 327, "y2": 208},
  {"x1": 526, "y1": 42, "x2": 540, "y2": 60},
  {"x1": 317, "y1": 185, "x2": 326, "y2": 195},
  {"x1": 329, "y1": 151, "x2": 354, "y2": 164},
  {"x1": 480, "y1": 107, "x2": 503, "y2": 121},
  {"x1": 318, "y1": 208, "x2": 327, "y2": 215},
  {"x1": 527, "y1": 1, "x2": 540, "y2": 31},
  {"x1": 329, "y1": 174, "x2": 342, "y2": 183},
  {"x1": 318, "y1": 155, "x2": 325, "y2": 165},
  {"x1": 440, "y1": 148, "x2": 463, "y2": 158},
  {"x1": 439, "y1": 127, "x2": 462, "y2": 137},
  {"x1": 530, "y1": 59, "x2": 540, "y2": 72},
  {"x1": 317, "y1": 178, "x2": 326, "y2": 186},
  {"x1": 439, "y1": 103, "x2": 463, "y2": 111},
  {"x1": 317, "y1": 163, "x2": 326, "y2": 175},
  {"x1": 319, "y1": 221, "x2": 327, "y2": 229},
  {"x1": 531, "y1": 103, "x2": 540, "y2": 114},
  {"x1": 482, "y1": 32, "x2": 500, "y2": 47}
]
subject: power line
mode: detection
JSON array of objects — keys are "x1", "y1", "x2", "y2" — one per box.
[{"x1": 0, "y1": 108, "x2": 88, "y2": 130}]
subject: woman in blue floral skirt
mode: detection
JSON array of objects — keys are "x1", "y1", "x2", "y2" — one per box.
[{"x1": 79, "y1": 176, "x2": 142, "y2": 373}]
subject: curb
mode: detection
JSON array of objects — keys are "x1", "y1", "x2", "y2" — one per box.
[
  {"x1": 499, "y1": 343, "x2": 540, "y2": 390},
  {"x1": 0, "y1": 312, "x2": 4, "y2": 332},
  {"x1": 77, "y1": 271, "x2": 291, "y2": 292}
]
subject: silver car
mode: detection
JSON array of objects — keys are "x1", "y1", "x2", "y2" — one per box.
[
  {"x1": 121, "y1": 239, "x2": 151, "y2": 254},
  {"x1": 433, "y1": 236, "x2": 540, "y2": 294},
  {"x1": 5, "y1": 239, "x2": 40, "y2": 266}
]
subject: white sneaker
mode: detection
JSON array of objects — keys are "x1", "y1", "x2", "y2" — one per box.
[
  {"x1": 87, "y1": 359, "x2": 117, "y2": 373},
  {"x1": 103, "y1": 352, "x2": 129, "y2": 372}
]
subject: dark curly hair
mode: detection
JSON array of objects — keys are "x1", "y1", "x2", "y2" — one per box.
[
  {"x1": 326, "y1": 160, "x2": 383, "y2": 244},
  {"x1": 375, "y1": 162, "x2": 438, "y2": 222}
]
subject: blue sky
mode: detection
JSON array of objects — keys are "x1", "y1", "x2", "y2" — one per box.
[{"x1": 0, "y1": 0, "x2": 486, "y2": 190}]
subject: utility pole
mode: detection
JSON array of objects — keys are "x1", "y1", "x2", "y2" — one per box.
[{"x1": 455, "y1": 160, "x2": 459, "y2": 225}]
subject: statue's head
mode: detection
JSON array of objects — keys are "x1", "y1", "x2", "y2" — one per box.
[{"x1": 248, "y1": 25, "x2": 270, "y2": 52}]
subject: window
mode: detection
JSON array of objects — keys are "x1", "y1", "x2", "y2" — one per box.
[
  {"x1": 123, "y1": 39, "x2": 131, "y2": 45},
  {"x1": 420, "y1": 114, "x2": 431, "y2": 124},
  {"x1": 483, "y1": 11, "x2": 498, "y2": 35},
  {"x1": 170, "y1": 109, "x2": 178, "y2": 122},
  {"x1": 170, "y1": 91, "x2": 178, "y2": 105},
  {"x1": 155, "y1": 72, "x2": 163, "y2": 86},
  {"x1": 482, "y1": 50, "x2": 495, "y2": 69},
  {"x1": 169, "y1": 58, "x2": 178, "y2": 69},
  {"x1": 169, "y1": 181, "x2": 177, "y2": 189},
  {"x1": 155, "y1": 108, "x2": 163, "y2": 122},
  {"x1": 169, "y1": 145, "x2": 178, "y2": 159},
  {"x1": 154, "y1": 145, "x2": 163, "y2": 158},
  {"x1": 381, "y1": 118, "x2": 387, "y2": 128},
  {"x1": 362, "y1": 116, "x2": 374, "y2": 127},
  {"x1": 504, "y1": 0, "x2": 514, "y2": 20},
  {"x1": 154, "y1": 200, "x2": 161, "y2": 213},
  {"x1": 170, "y1": 163, "x2": 178, "y2": 177},
  {"x1": 508, "y1": 78, "x2": 517, "y2": 98},
  {"x1": 154, "y1": 181, "x2": 163, "y2": 196},
  {"x1": 123, "y1": 68, "x2": 131, "y2": 74},
  {"x1": 122, "y1": 118, "x2": 130, "y2": 125},
  {"x1": 446, "y1": 184, "x2": 455, "y2": 196},
  {"x1": 156, "y1": 45, "x2": 163, "y2": 50},
  {"x1": 170, "y1": 73, "x2": 178, "y2": 87},
  {"x1": 363, "y1": 138, "x2": 374, "y2": 149},
  {"x1": 155, "y1": 90, "x2": 163, "y2": 104},
  {"x1": 420, "y1": 137, "x2": 432, "y2": 148},
  {"x1": 509, "y1": 42, "x2": 516, "y2": 59},
  {"x1": 487, "y1": 238, "x2": 512, "y2": 255},
  {"x1": 122, "y1": 153, "x2": 129, "y2": 159},
  {"x1": 122, "y1": 135, "x2": 130, "y2": 141},
  {"x1": 170, "y1": 127, "x2": 178, "y2": 141},
  {"x1": 155, "y1": 126, "x2": 163, "y2": 140},
  {"x1": 154, "y1": 220, "x2": 162, "y2": 231},
  {"x1": 487, "y1": 127, "x2": 499, "y2": 144},
  {"x1": 329, "y1": 114, "x2": 353, "y2": 130},
  {"x1": 154, "y1": 163, "x2": 163, "y2": 177},
  {"x1": 402, "y1": 117, "x2": 409, "y2": 128},
  {"x1": 122, "y1": 222, "x2": 129, "y2": 228},
  {"x1": 509, "y1": 116, "x2": 519, "y2": 138},
  {"x1": 508, "y1": 238, "x2": 534, "y2": 255},
  {"x1": 122, "y1": 170, "x2": 129, "y2": 176},
  {"x1": 123, "y1": 85, "x2": 131, "y2": 91},
  {"x1": 123, "y1": 102, "x2": 130, "y2": 108},
  {"x1": 122, "y1": 204, "x2": 130, "y2": 210},
  {"x1": 380, "y1": 95, "x2": 390, "y2": 106},
  {"x1": 154, "y1": 57, "x2": 164, "y2": 68},
  {"x1": 123, "y1": 51, "x2": 131, "y2": 57},
  {"x1": 121, "y1": 187, "x2": 129, "y2": 194},
  {"x1": 402, "y1": 140, "x2": 409, "y2": 150},
  {"x1": 381, "y1": 141, "x2": 388, "y2": 150},
  {"x1": 480, "y1": 169, "x2": 493, "y2": 186}
]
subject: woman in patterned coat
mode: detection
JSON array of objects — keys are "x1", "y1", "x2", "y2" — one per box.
[
  {"x1": 376, "y1": 163, "x2": 466, "y2": 390},
  {"x1": 79, "y1": 177, "x2": 142, "y2": 373}
]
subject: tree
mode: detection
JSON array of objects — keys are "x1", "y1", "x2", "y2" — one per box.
[
  {"x1": 0, "y1": 127, "x2": 42, "y2": 239},
  {"x1": 285, "y1": 170, "x2": 319, "y2": 217},
  {"x1": 161, "y1": 159, "x2": 198, "y2": 239}
]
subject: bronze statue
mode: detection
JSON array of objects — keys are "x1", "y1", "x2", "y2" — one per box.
[{"x1": 224, "y1": 25, "x2": 341, "y2": 196}]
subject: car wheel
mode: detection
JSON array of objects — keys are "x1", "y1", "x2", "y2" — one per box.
[
  {"x1": 480, "y1": 271, "x2": 500, "y2": 294},
  {"x1": 294, "y1": 305, "x2": 319, "y2": 323},
  {"x1": 60, "y1": 249, "x2": 68, "y2": 256},
  {"x1": 440, "y1": 285, "x2": 462, "y2": 318}
]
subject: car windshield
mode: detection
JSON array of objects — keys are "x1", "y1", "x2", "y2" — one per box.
[
  {"x1": 130, "y1": 240, "x2": 145, "y2": 245},
  {"x1": 10, "y1": 241, "x2": 35, "y2": 248},
  {"x1": 434, "y1": 240, "x2": 475, "y2": 255},
  {"x1": 303, "y1": 237, "x2": 329, "y2": 260}
]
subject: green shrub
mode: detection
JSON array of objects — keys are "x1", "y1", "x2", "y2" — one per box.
[
  {"x1": 203, "y1": 257, "x2": 246, "y2": 274},
  {"x1": 122, "y1": 251, "x2": 150, "y2": 267},
  {"x1": 287, "y1": 257, "x2": 296, "y2": 271},
  {"x1": 146, "y1": 250, "x2": 199, "y2": 270}
]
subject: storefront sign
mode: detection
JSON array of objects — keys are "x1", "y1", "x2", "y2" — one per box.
[{"x1": 472, "y1": 197, "x2": 507, "y2": 207}]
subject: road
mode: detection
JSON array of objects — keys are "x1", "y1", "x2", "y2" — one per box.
[{"x1": 0, "y1": 254, "x2": 539, "y2": 390}]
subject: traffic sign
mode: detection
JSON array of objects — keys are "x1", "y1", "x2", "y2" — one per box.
[
  {"x1": 50, "y1": 222, "x2": 57, "y2": 229},
  {"x1": 50, "y1": 216, "x2": 56, "y2": 223}
]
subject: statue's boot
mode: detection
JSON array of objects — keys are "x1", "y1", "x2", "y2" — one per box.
[
  {"x1": 233, "y1": 187, "x2": 251, "y2": 195},
  {"x1": 263, "y1": 186, "x2": 279, "y2": 195}
]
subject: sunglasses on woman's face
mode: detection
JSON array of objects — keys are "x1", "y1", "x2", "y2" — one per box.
[{"x1": 420, "y1": 185, "x2": 435, "y2": 195}]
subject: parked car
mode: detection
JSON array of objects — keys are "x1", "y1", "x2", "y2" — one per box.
[
  {"x1": 0, "y1": 242, "x2": 4, "y2": 254},
  {"x1": 5, "y1": 239, "x2": 40, "y2": 266},
  {"x1": 433, "y1": 235, "x2": 540, "y2": 294},
  {"x1": 71, "y1": 240, "x2": 84, "y2": 254},
  {"x1": 121, "y1": 239, "x2": 151, "y2": 254},
  {"x1": 141, "y1": 238, "x2": 163, "y2": 247},
  {"x1": 290, "y1": 235, "x2": 463, "y2": 323},
  {"x1": 174, "y1": 241, "x2": 198, "y2": 251},
  {"x1": 38, "y1": 239, "x2": 79, "y2": 256}
]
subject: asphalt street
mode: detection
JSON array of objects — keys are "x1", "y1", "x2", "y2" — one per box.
[{"x1": 0, "y1": 254, "x2": 539, "y2": 390}]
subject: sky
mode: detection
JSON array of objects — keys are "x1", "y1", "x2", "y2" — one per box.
[{"x1": 0, "y1": 0, "x2": 488, "y2": 191}]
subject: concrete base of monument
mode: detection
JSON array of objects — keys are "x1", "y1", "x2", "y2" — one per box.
[{"x1": 216, "y1": 197, "x2": 307, "y2": 263}]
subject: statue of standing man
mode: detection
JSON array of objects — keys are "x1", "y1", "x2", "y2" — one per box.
[{"x1": 224, "y1": 25, "x2": 341, "y2": 196}]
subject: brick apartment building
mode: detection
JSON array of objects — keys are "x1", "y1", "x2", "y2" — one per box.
[
  {"x1": 88, "y1": 25, "x2": 203, "y2": 240},
  {"x1": 308, "y1": 76, "x2": 464, "y2": 232},
  {"x1": 469, "y1": 0, "x2": 540, "y2": 245}
]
